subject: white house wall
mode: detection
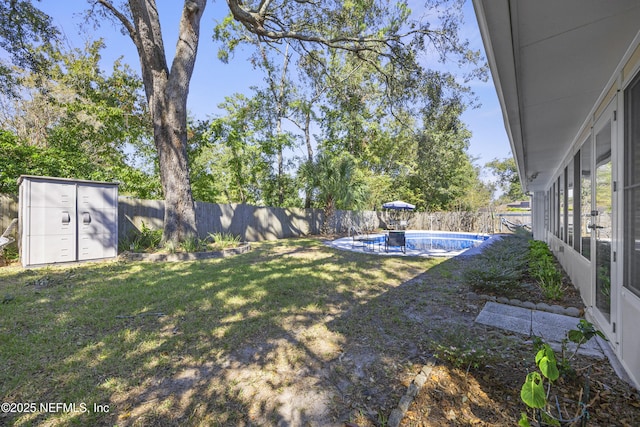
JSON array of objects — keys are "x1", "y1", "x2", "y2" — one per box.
[
  {"x1": 537, "y1": 41, "x2": 640, "y2": 388},
  {"x1": 546, "y1": 233, "x2": 592, "y2": 309},
  {"x1": 621, "y1": 292, "x2": 640, "y2": 386},
  {"x1": 473, "y1": 0, "x2": 640, "y2": 388}
]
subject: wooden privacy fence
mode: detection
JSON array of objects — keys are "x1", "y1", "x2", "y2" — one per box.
[
  {"x1": 0, "y1": 194, "x2": 18, "y2": 239},
  {"x1": 410, "y1": 211, "x2": 494, "y2": 234},
  {"x1": 118, "y1": 197, "x2": 325, "y2": 241},
  {"x1": 2, "y1": 194, "x2": 530, "y2": 243}
]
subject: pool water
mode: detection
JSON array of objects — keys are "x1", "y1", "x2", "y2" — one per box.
[
  {"x1": 329, "y1": 230, "x2": 491, "y2": 257},
  {"x1": 405, "y1": 231, "x2": 490, "y2": 251}
]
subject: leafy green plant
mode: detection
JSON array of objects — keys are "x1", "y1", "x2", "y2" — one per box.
[
  {"x1": 118, "y1": 221, "x2": 163, "y2": 253},
  {"x1": 538, "y1": 275, "x2": 564, "y2": 300},
  {"x1": 528, "y1": 241, "x2": 565, "y2": 300},
  {"x1": 519, "y1": 320, "x2": 605, "y2": 426},
  {"x1": 520, "y1": 343, "x2": 559, "y2": 409},
  {"x1": 207, "y1": 232, "x2": 241, "y2": 249},
  {"x1": 565, "y1": 319, "x2": 606, "y2": 360},
  {"x1": 430, "y1": 326, "x2": 501, "y2": 371},
  {"x1": 1, "y1": 244, "x2": 19, "y2": 262},
  {"x1": 432, "y1": 343, "x2": 490, "y2": 371},
  {"x1": 163, "y1": 240, "x2": 177, "y2": 254},
  {"x1": 180, "y1": 235, "x2": 205, "y2": 252},
  {"x1": 462, "y1": 262, "x2": 522, "y2": 292}
]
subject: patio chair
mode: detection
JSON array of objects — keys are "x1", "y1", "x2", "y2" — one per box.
[
  {"x1": 0, "y1": 218, "x2": 18, "y2": 252},
  {"x1": 349, "y1": 226, "x2": 382, "y2": 251},
  {"x1": 385, "y1": 230, "x2": 406, "y2": 253}
]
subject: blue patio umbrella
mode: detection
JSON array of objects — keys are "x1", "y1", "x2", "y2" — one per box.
[{"x1": 382, "y1": 200, "x2": 415, "y2": 210}]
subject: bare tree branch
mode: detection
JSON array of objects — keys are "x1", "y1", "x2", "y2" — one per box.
[
  {"x1": 257, "y1": 0, "x2": 273, "y2": 17},
  {"x1": 224, "y1": 0, "x2": 438, "y2": 56},
  {"x1": 95, "y1": 0, "x2": 136, "y2": 41}
]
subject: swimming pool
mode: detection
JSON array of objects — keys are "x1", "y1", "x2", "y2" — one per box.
[
  {"x1": 329, "y1": 230, "x2": 491, "y2": 257},
  {"x1": 405, "y1": 231, "x2": 490, "y2": 251}
]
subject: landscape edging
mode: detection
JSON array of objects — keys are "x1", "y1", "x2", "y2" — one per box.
[{"x1": 118, "y1": 242, "x2": 251, "y2": 262}]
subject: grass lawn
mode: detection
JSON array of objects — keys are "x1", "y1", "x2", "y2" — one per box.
[{"x1": 0, "y1": 238, "x2": 439, "y2": 426}]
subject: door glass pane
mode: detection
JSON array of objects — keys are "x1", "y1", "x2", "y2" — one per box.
[
  {"x1": 580, "y1": 143, "x2": 592, "y2": 260},
  {"x1": 559, "y1": 173, "x2": 565, "y2": 241},
  {"x1": 567, "y1": 163, "x2": 574, "y2": 248},
  {"x1": 625, "y1": 188, "x2": 640, "y2": 297},
  {"x1": 554, "y1": 182, "x2": 558, "y2": 236},
  {"x1": 595, "y1": 121, "x2": 612, "y2": 320},
  {"x1": 625, "y1": 74, "x2": 640, "y2": 296}
]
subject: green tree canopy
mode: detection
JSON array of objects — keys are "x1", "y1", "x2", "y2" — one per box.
[
  {"x1": 2, "y1": 0, "x2": 492, "y2": 230},
  {"x1": 302, "y1": 150, "x2": 367, "y2": 234},
  {"x1": 486, "y1": 156, "x2": 526, "y2": 203},
  {"x1": 0, "y1": 40, "x2": 159, "y2": 197},
  {"x1": 0, "y1": 0, "x2": 59, "y2": 95}
]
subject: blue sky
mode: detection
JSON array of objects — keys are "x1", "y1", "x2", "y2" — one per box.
[{"x1": 37, "y1": 0, "x2": 512, "y2": 176}]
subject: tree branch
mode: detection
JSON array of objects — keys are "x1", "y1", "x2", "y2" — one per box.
[
  {"x1": 169, "y1": 0, "x2": 206, "y2": 102},
  {"x1": 95, "y1": 0, "x2": 136, "y2": 41},
  {"x1": 224, "y1": 0, "x2": 444, "y2": 58},
  {"x1": 257, "y1": 0, "x2": 273, "y2": 17}
]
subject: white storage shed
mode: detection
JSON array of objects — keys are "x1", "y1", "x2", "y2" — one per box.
[{"x1": 18, "y1": 175, "x2": 119, "y2": 267}]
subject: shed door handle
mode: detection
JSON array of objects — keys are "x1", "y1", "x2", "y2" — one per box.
[
  {"x1": 82, "y1": 212, "x2": 91, "y2": 224},
  {"x1": 62, "y1": 211, "x2": 71, "y2": 224}
]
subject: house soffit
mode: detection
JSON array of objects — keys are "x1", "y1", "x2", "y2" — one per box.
[{"x1": 474, "y1": 0, "x2": 640, "y2": 192}]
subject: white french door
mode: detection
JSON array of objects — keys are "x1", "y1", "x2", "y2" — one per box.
[{"x1": 590, "y1": 99, "x2": 618, "y2": 340}]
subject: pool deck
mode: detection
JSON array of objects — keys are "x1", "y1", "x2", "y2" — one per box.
[{"x1": 326, "y1": 232, "x2": 498, "y2": 258}]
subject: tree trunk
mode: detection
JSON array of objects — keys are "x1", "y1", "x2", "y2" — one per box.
[
  {"x1": 98, "y1": 0, "x2": 206, "y2": 243},
  {"x1": 303, "y1": 107, "x2": 314, "y2": 209},
  {"x1": 321, "y1": 196, "x2": 334, "y2": 236},
  {"x1": 154, "y1": 106, "x2": 197, "y2": 243}
]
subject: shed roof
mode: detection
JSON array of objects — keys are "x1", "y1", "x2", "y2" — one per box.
[{"x1": 18, "y1": 175, "x2": 120, "y2": 187}]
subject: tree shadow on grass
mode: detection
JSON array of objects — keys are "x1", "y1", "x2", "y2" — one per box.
[
  {"x1": 0, "y1": 239, "x2": 432, "y2": 426},
  {"x1": 5, "y1": 237, "x2": 564, "y2": 426}
]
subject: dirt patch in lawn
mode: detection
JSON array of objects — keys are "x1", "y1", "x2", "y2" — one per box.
[
  {"x1": 121, "y1": 238, "x2": 639, "y2": 426},
  {"x1": 338, "y1": 247, "x2": 640, "y2": 427},
  {"x1": 401, "y1": 349, "x2": 640, "y2": 427},
  {"x1": 121, "y1": 243, "x2": 639, "y2": 426}
]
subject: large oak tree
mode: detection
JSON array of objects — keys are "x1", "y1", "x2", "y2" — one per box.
[
  {"x1": 90, "y1": 0, "x2": 481, "y2": 243},
  {"x1": 92, "y1": 0, "x2": 205, "y2": 243}
]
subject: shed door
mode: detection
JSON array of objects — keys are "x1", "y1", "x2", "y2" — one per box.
[
  {"x1": 77, "y1": 184, "x2": 118, "y2": 261},
  {"x1": 26, "y1": 180, "x2": 77, "y2": 265}
]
